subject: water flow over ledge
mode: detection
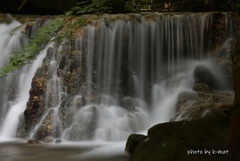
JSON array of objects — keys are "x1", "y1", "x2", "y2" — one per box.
[{"x1": 0, "y1": 12, "x2": 234, "y2": 143}]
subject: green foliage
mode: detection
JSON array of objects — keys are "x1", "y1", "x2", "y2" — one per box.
[
  {"x1": 65, "y1": 0, "x2": 128, "y2": 15},
  {"x1": 125, "y1": 3, "x2": 138, "y2": 13},
  {"x1": 0, "y1": 18, "x2": 68, "y2": 77},
  {"x1": 139, "y1": 0, "x2": 152, "y2": 9},
  {"x1": 0, "y1": 0, "x2": 140, "y2": 78},
  {"x1": 0, "y1": 15, "x2": 95, "y2": 77},
  {"x1": 0, "y1": 0, "x2": 133, "y2": 78}
]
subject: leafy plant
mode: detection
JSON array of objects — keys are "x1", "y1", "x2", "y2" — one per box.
[
  {"x1": 0, "y1": 18, "x2": 67, "y2": 77},
  {"x1": 0, "y1": 0, "x2": 133, "y2": 78}
]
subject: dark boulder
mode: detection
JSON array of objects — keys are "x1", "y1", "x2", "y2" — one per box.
[
  {"x1": 193, "y1": 65, "x2": 217, "y2": 89},
  {"x1": 125, "y1": 134, "x2": 148, "y2": 155},
  {"x1": 129, "y1": 114, "x2": 230, "y2": 161},
  {"x1": 26, "y1": 139, "x2": 41, "y2": 145},
  {"x1": 55, "y1": 139, "x2": 62, "y2": 143}
]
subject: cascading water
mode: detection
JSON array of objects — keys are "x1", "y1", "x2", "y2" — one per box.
[
  {"x1": 0, "y1": 13, "x2": 234, "y2": 144},
  {"x1": 0, "y1": 16, "x2": 50, "y2": 140}
]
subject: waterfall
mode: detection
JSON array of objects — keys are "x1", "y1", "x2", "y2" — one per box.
[
  {"x1": 0, "y1": 17, "x2": 49, "y2": 140},
  {"x1": 0, "y1": 13, "x2": 234, "y2": 142}
]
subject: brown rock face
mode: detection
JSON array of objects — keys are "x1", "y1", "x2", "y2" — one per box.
[{"x1": 23, "y1": 47, "x2": 53, "y2": 138}]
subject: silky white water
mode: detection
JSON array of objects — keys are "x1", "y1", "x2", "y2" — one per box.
[
  {"x1": 0, "y1": 13, "x2": 234, "y2": 145},
  {"x1": 0, "y1": 17, "x2": 50, "y2": 140}
]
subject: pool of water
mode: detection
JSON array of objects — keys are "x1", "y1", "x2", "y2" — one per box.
[{"x1": 0, "y1": 140, "x2": 129, "y2": 161}]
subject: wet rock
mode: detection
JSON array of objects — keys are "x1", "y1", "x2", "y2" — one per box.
[
  {"x1": 172, "y1": 90, "x2": 233, "y2": 121},
  {"x1": 62, "y1": 105, "x2": 98, "y2": 141},
  {"x1": 55, "y1": 139, "x2": 62, "y2": 143},
  {"x1": 129, "y1": 114, "x2": 230, "y2": 161},
  {"x1": 193, "y1": 65, "x2": 216, "y2": 89},
  {"x1": 125, "y1": 134, "x2": 148, "y2": 155},
  {"x1": 192, "y1": 83, "x2": 212, "y2": 94},
  {"x1": 26, "y1": 139, "x2": 41, "y2": 145}
]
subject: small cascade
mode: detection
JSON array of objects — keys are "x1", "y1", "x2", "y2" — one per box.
[
  {"x1": 0, "y1": 17, "x2": 50, "y2": 140},
  {"x1": 0, "y1": 12, "x2": 235, "y2": 142},
  {"x1": 28, "y1": 46, "x2": 65, "y2": 139}
]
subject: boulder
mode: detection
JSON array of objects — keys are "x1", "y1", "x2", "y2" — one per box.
[
  {"x1": 129, "y1": 114, "x2": 230, "y2": 161},
  {"x1": 193, "y1": 65, "x2": 217, "y2": 89},
  {"x1": 26, "y1": 139, "x2": 41, "y2": 145},
  {"x1": 55, "y1": 139, "x2": 62, "y2": 143},
  {"x1": 125, "y1": 134, "x2": 148, "y2": 155}
]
